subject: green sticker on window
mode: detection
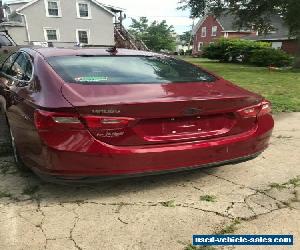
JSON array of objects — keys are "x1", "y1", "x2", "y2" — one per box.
[{"x1": 75, "y1": 76, "x2": 108, "y2": 82}]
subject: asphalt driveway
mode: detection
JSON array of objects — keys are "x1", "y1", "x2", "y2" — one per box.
[{"x1": 0, "y1": 113, "x2": 299, "y2": 250}]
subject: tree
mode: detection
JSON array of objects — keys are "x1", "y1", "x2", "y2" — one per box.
[
  {"x1": 129, "y1": 17, "x2": 176, "y2": 52},
  {"x1": 129, "y1": 17, "x2": 148, "y2": 39},
  {"x1": 178, "y1": 0, "x2": 300, "y2": 66},
  {"x1": 179, "y1": 31, "x2": 193, "y2": 45}
]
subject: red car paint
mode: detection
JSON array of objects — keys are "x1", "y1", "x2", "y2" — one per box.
[{"x1": 0, "y1": 47, "x2": 274, "y2": 182}]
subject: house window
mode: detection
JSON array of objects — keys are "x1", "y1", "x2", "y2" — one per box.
[
  {"x1": 272, "y1": 42, "x2": 282, "y2": 49},
  {"x1": 77, "y1": 30, "x2": 89, "y2": 44},
  {"x1": 46, "y1": 0, "x2": 61, "y2": 17},
  {"x1": 212, "y1": 26, "x2": 217, "y2": 36},
  {"x1": 77, "y1": 1, "x2": 91, "y2": 18},
  {"x1": 44, "y1": 28, "x2": 59, "y2": 41},
  {"x1": 6, "y1": 7, "x2": 11, "y2": 15},
  {"x1": 198, "y1": 42, "x2": 203, "y2": 51},
  {"x1": 201, "y1": 27, "x2": 206, "y2": 37}
]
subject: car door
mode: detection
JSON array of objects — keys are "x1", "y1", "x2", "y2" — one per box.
[
  {"x1": 0, "y1": 52, "x2": 20, "y2": 113},
  {"x1": 1, "y1": 51, "x2": 36, "y2": 162}
]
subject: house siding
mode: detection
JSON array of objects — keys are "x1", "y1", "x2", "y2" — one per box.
[
  {"x1": 257, "y1": 39, "x2": 299, "y2": 55},
  {"x1": 13, "y1": 0, "x2": 114, "y2": 46},
  {"x1": 1, "y1": 26, "x2": 27, "y2": 44},
  {"x1": 282, "y1": 40, "x2": 300, "y2": 55}
]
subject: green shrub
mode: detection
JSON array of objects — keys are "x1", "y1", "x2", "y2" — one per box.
[
  {"x1": 249, "y1": 48, "x2": 293, "y2": 67},
  {"x1": 202, "y1": 40, "x2": 230, "y2": 61},
  {"x1": 178, "y1": 49, "x2": 185, "y2": 56},
  {"x1": 186, "y1": 49, "x2": 192, "y2": 55},
  {"x1": 202, "y1": 39, "x2": 270, "y2": 63}
]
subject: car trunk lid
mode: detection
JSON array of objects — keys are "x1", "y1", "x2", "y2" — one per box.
[{"x1": 60, "y1": 80, "x2": 263, "y2": 146}]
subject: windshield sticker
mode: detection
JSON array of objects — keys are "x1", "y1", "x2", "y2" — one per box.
[{"x1": 75, "y1": 76, "x2": 108, "y2": 82}]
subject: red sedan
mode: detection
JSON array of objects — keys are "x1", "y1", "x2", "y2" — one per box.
[{"x1": 0, "y1": 47, "x2": 274, "y2": 183}]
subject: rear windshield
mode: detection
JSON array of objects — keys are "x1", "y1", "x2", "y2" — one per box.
[{"x1": 47, "y1": 56, "x2": 216, "y2": 84}]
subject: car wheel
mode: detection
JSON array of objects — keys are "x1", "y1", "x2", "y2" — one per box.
[{"x1": 8, "y1": 123, "x2": 30, "y2": 172}]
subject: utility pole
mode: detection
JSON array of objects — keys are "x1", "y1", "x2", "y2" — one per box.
[{"x1": 188, "y1": 18, "x2": 195, "y2": 51}]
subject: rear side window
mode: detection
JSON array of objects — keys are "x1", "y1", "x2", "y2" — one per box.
[
  {"x1": 47, "y1": 56, "x2": 216, "y2": 84},
  {"x1": 8, "y1": 53, "x2": 33, "y2": 81}
]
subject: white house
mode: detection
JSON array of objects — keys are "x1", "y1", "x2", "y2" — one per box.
[{"x1": 0, "y1": 0, "x2": 123, "y2": 46}]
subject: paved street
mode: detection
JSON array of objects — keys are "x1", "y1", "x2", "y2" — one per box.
[{"x1": 0, "y1": 113, "x2": 299, "y2": 250}]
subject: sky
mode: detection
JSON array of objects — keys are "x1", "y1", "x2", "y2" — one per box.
[
  {"x1": 4, "y1": 0, "x2": 194, "y2": 34},
  {"x1": 99, "y1": 0, "x2": 194, "y2": 34}
]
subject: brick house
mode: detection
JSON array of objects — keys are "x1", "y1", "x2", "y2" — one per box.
[
  {"x1": 193, "y1": 13, "x2": 299, "y2": 55},
  {"x1": 192, "y1": 14, "x2": 255, "y2": 54}
]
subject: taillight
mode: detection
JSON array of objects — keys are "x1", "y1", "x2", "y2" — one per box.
[
  {"x1": 82, "y1": 116, "x2": 135, "y2": 130},
  {"x1": 238, "y1": 106, "x2": 261, "y2": 118},
  {"x1": 34, "y1": 110, "x2": 84, "y2": 130},
  {"x1": 34, "y1": 110, "x2": 135, "y2": 148},
  {"x1": 259, "y1": 101, "x2": 272, "y2": 116},
  {"x1": 238, "y1": 101, "x2": 272, "y2": 118},
  {"x1": 34, "y1": 110, "x2": 134, "y2": 130}
]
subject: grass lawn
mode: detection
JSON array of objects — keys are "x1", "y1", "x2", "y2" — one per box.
[{"x1": 181, "y1": 57, "x2": 300, "y2": 113}]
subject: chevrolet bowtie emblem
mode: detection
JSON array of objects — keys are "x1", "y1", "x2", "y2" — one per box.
[{"x1": 184, "y1": 107, "x2": 201, "y2": 116}]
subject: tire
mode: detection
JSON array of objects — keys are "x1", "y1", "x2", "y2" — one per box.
[{"x1": 8, "y1": 119, "x2": 30, "y2": 172}]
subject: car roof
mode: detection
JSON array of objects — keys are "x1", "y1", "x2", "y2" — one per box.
[{"x1": 21, "y1": 47, "x2": 161, "y2": 58}]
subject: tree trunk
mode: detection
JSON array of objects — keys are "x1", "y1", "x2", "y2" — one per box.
[{"x1": 293, "y1": 38, "x2": 300, "y2": 69}]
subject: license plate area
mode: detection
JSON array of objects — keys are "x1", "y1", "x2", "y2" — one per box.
[
  {"x1": 162, "y1": 116, "x2": 204, "y2": 135},
  {"x1": 135, "y1": 114, "x2": 236, "y2": 143}
]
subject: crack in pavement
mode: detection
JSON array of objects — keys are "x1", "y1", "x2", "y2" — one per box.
[
  {"x1": 118, "y1": 217, "x2": 129, "y2": 225},
  {"x1": 0, "y1": 179, "x2": 299, "y2": 250},
  {"x1": 69, "y1": 208, "x2": 83, "y2": 250},
  {"x1": 1, "y1": 177, "x2": 299, "y2": 221},
  {"x1": 200, "y1": 170, "x2": 292, "y2": 208},
  {"x1": 36, "y1": 201, "x2": 48, "y2": 250}
]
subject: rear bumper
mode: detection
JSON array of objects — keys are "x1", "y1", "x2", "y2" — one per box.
[
  {"x1": 30, "y1": 114, "x2": 274, "y2": 182},
  {"x1": 35, "y1": 151, "x2": 262, "y2": 184}
]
